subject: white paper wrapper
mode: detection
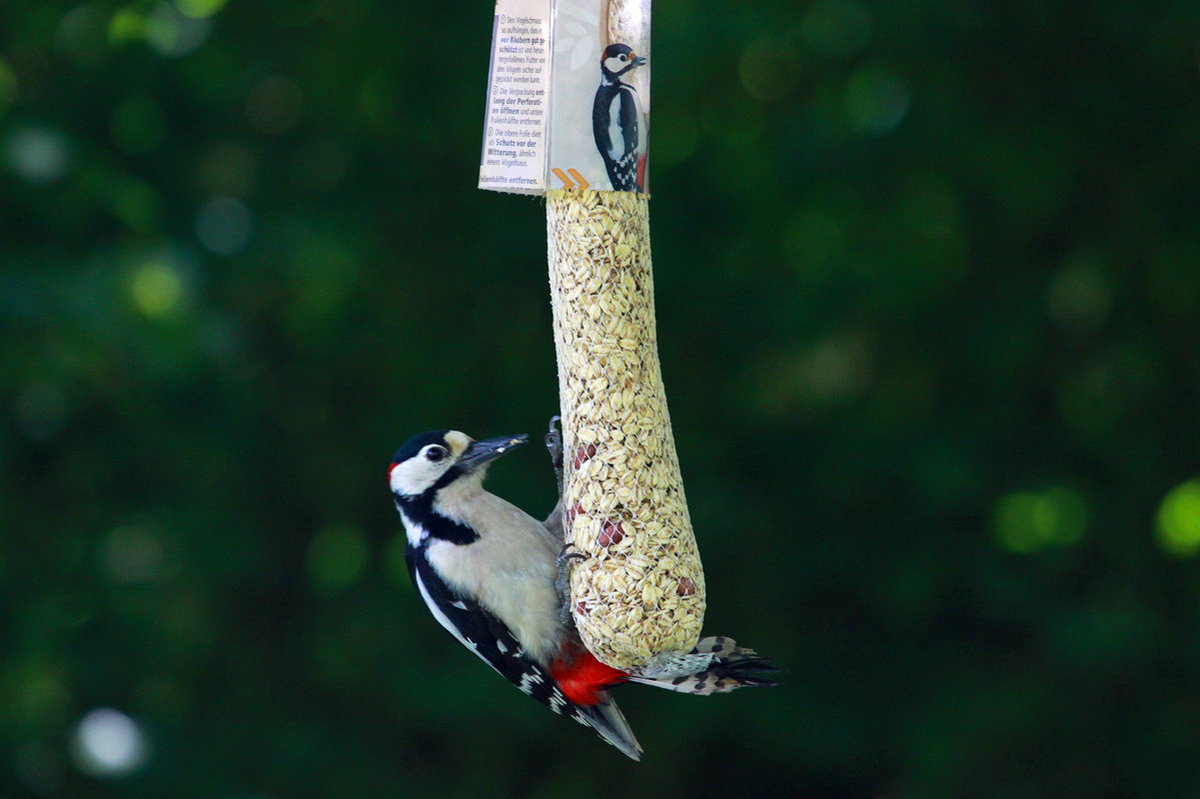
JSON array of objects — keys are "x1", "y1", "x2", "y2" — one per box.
[{"x1": 480, "y1": 0, "x2": 650, "y2": 195}]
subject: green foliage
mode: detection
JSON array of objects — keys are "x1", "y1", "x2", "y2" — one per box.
[{"x1": 4, "y1": 1, "x2": 1200, "y2": 796}]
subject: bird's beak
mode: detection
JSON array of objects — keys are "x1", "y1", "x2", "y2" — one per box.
[
  {"x1": 633, "y1": 55, "x2": 647, "y2": 66},
  {"x1": 458, "y1": 434, "x2": 528, "y2": 471}
]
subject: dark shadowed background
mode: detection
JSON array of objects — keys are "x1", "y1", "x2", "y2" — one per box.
[{"x1": 4, "y1": 1, "x2": 1200, "y2": 797}]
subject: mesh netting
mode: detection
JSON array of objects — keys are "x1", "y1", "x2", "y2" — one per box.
[{"x1": 547, "y1": 189, "x2": 705, "y2": 672}]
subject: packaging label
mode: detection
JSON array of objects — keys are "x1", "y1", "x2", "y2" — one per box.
[
  {"x1": 479, "y1": 0, "x2": 553, "y2": 192},
  {"x1": 479, "y1": 0, "x2": 651, "y2": 195}
]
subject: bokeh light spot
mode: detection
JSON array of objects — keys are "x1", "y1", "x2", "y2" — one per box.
[
  {"x1": 103, "y1": 525, "x2": 166, "y2": 583},
  {"x1": 796, "y1": 335, "x2": 873, "y2": 403},
  {"x1": 130, "y1": 260, "x2": 184, "y2": 317},
  {"x1": 994, "y1": 487, "x2": 1087, "y2": 554},
  {"x1": 845, "y1": 67, "x2": 910, "y2": 135},
  {"x1": 71, "y1": 708, "x2": 148, "y2": 778},
  {"x1": 5, "y1": 126, "x2": 70, "y2": 185},
  {"x1": 308, "y1": 524, "x2": 369, "y2": 591},
  {"x1": 1047, "y1": 247, "x2": 1112, "y2": 335},
  {"x1": 1156, "y1": 479, "x2": 1200, "y2": 557},
  {"x1": 195, "y1": 195, "x2": 253, "y2": 255},
  {"x1": 108, "y1": 9, "x2": 146, "y2": 43},
  {"x1": 176, "y1": 0, "x2": 230, "y2": 19},
  {"x1": 12, "y1": 670, "x2": 72, "y2": 727},
  {"x1": 145, "y1": 3, "x2": 212, "y2": 57},
  {"x1": 109, "y1": 177, "x2": 162, "y2": 232}
]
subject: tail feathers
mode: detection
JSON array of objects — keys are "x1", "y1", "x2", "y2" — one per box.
[
  {"x1": 693, "y1": 635, "x2": 750, "y2": 657},
  {"x1": 629, "y1": 635, "x2": 782, "y2": 696},
  {"x1": 574, "y1": 697, "x2": 643, "y2": 761}
]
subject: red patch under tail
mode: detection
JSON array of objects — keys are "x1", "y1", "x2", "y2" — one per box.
[{"x1": 550, "y1": 645, "x2": 628, "y2": 705}]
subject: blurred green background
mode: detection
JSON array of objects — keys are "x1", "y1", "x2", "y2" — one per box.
[{"x1": 4, "y1": 0, "x2": 1200, "y2": 796}]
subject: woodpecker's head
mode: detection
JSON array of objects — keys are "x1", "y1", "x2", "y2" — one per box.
[
  {"x1": 600, "y1": 43, "x2": 646, "y2": 78},
  {"x1": 389, "y1": 430, "x2": 527, "y2": 499}
]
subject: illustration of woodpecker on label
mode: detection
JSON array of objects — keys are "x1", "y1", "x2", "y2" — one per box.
[
  {"x1": 479, "y1": 0, "x2": 651, "y2": 195},
  {"x1": 593, "y1": 43, "x2": 647, "y2": 192}
]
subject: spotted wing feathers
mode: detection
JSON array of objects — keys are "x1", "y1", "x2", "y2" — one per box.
[
  {"x1": 629, "y1": 636, "x2": 782, "y2": 696},
  {"x1": 407, "y1": 549, "x2": 642, "y2": 758}
]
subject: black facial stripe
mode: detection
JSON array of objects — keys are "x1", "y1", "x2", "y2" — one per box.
[
  {"x1": 424, "y1": 513, "x2": 479, "y2": 545},
  {"x1": 431, "y1": 463, "x2": 466, "y2": 493},
  {"x1": 393, "y1": 464, "x2": 480, "y2": 545}
]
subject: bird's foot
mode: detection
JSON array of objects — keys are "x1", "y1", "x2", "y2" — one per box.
[{"x1": 556, "y1": 543, "x2": 587, "y2": 626}]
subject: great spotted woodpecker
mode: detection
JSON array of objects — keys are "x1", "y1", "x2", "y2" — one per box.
[
  {"x1": 389, "y1": 428, "x2": 779, "y2": 760},
  {"x1": 593, "y1": 43, "x2": 647, "y2": 192}
]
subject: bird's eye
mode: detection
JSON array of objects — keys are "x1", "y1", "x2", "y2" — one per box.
[
  {"x1": 425, "y1": 446, "x2": 447, "y2": 463},
  {"x1": 619, "y1": 54, "x2": 627, "y2": 61}
]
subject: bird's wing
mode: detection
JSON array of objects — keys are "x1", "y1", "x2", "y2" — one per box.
[
  {"x1": 617, "y1": 86, "x2": 639, "y2": 162},
  {"x1": 407, "y1": 548, "x2": 643, "y2": 759},
  {"x1": 593, "y1": 87, "x2": 614, "y2": 163},
  {"x1": 408, "y1": 548, "x2": 571, "y2": 711}
]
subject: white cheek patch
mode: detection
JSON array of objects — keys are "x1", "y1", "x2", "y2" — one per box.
[
  {"x1": 390, "y1": 459, "x2": 441, "y2": 497},
  {"x1": 604, "y1": 57, "x2": 624, "y2": 74}
]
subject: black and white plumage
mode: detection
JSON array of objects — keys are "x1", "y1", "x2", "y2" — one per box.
[
  {"x1": 389, "y1": 429, "x2": 780, "y2": 761},
  {"x1": 391, "y1": 430, "x2": 641, "y2": 759},
  {"x1": 593, "y1": 43, "x2": 647, "y2": 192}
]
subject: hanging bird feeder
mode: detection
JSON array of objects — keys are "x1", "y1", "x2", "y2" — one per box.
[{"x1": 479, "y1": 0, "x2": 705, "y2": 674}]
